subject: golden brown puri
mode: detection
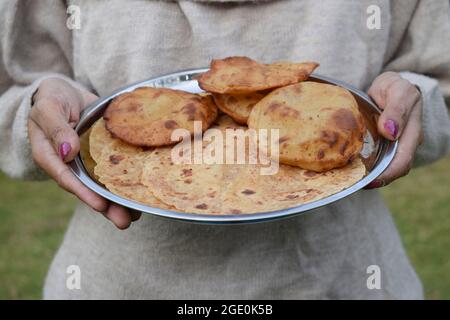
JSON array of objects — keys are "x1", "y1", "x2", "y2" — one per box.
[
  {"x1": 197, "y1": 56, "x2": 319, "y2": 94},
  {"x1": 212, "y1": 92, "x2": 266, "y2": 124},
  {"x1": 103, "y1": 87, "x2": 218, "y2": 147},
  {"x1": 248, "y1": 81, "x2": 366, "y2": 172}
]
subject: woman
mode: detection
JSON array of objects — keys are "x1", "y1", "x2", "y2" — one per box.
[{"x1": 1, "y1": 0, "x2": 449, "y2": 299}]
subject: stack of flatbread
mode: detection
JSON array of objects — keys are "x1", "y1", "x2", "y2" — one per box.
[{"x1": 80, "y1": 56, "x2": 367, "y2": 214}]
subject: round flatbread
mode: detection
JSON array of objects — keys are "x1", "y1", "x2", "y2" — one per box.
[
  {"x1": 141, "y1": 117, "x2": 366, "y2": 214},
  {"x1": 103, "y1": 87, "x2": 218, "y2": 147},
  {"x1": 212, "y1": 92, "x2": 266, "y2": 124},
  {"x1": 248, "y1": 81, "x2": 366, "y2": 172},
  {"x1": 94, "y1": 139, "x2": 173, "y2": 209},
  {"x1": 80, "y1": 127, "x2": 99, "y2": 180},
  {"x1": 197, "y1": 56, "x2": 319, "y2": 94},
  {"x1": 89, "y1": 118, "x2": 115, "y2": 163}
]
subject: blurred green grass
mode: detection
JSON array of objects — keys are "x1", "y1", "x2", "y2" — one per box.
[{"x1": 0, "y1": 157, "x2": 449, "y2": 299}]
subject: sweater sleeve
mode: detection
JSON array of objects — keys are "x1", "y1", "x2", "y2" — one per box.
[
  {"x1": 0, "y1": 1, "x2": 84, "y2": 180},
  {"x1": 383, "y1": 0, "x2": 450, "y2": 167}
]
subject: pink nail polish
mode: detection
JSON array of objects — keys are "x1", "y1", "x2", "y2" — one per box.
[
  {"x1": 59, "y1": 142, "x2": 72, "y2": 161},
  {"x1": 384, "y1": 119, "x2": 398, "y2": 139}
]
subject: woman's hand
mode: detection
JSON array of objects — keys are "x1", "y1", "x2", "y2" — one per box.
[
  {"x1": 28, "y1": 78, "x2": 141, "y2": 228},
  {"x1": 366, "y1": 72, "x2": 423, "y2": 188}
]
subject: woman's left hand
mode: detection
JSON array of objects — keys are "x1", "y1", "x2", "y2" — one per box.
[{"x1": 365, "y1": 71, "x2": 423, "y2": 189}]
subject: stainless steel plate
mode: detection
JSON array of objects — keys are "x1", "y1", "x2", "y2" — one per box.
[{"x1": 70, "y1": 68, "x2": 397, "y2": 224}]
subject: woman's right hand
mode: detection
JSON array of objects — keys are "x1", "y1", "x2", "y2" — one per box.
[{"x1": 28, "y1": 78, "x2": 141, "y2": 229}]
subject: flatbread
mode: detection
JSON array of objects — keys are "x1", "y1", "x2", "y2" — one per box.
[
  {"x1": 89, "y1": 118, "x2": 115, "y2": 163},
  {"x1": 197, "y1": 56, "x2": 319, "y2": 94},
  {"x1": 104, "y1": 87, "x2": 218, "y2": 147},
  {"x1": 141, "y1": 118, "x2": 366, "y2": 214},
  {"x1": 212, "y1": 92, "x2": 266, "y2": 124},
  {"x1": 248, "y1": 81, "x2": 366, "y2": 172},
  {"x1": 79, "y1": 127, "x2": 98, "y2": 180},
  {"x1": 94, "y1": 139, "x2": 173, "y2": 209}
]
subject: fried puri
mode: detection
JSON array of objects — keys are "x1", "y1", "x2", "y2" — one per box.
[
  {"x1": 212, "y1": 92, "x2": 266, "y2": 124},
  {"x1": 198, "y1": 56, "x2": 319, "y2": 94},
  {"x1": 103, "y1": 87, "x2": 218, "y2": 147},
  {"x1": 248, "y1": 81, "x2": 366, "y2": 172}
]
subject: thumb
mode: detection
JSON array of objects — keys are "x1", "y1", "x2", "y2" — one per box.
[
  {"x1": 81, "y1": 90, "x2": 100, "y2": 108},
  {"x1": 55, "y1": 126, "x2": 80, "y2": 163}
]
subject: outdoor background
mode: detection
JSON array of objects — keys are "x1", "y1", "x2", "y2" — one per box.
[{"x1": 0, "y1": 155, "x2": 449, "y2": 299}]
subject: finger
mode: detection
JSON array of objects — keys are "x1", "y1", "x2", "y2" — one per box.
[
  {"x1": 366, "y1": 102, "x2": 422, "y2": 188},
  {"x1": 130, "y1": 210, "x2": 142, "y2": 222},
  {"x1": 81, "y1": 90, "x2": 99, "y2": 109},
  {"x1": 28, "y1": 120, "x2": 109, "y2": 212},
  {"x1": 377, "y1": 80, "x2": 420, "y2": 140},
  {"x1": 103, "y1": 203, "x2": 133, "y2": 230},
  {"x1": 367, "y1": 72, "x2": 400, "y2": 109},
  {"x1": 30, "y1": 98, "x2": 80, "y2": 162}
]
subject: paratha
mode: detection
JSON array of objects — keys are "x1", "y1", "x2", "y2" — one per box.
[{"x1": 141, "y1": 116, "x2": 366, "y2": 214}]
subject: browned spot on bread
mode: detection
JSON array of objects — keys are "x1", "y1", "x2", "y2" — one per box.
[
  {"x1": 126, "y1": 103, "x2": 141, "y2": 113},
  {"x1": 280, "y1": 106, "x2": 300, "y2": 118},
  {"x1": 340, "y1": 140, "x2": 349, "y2": 155},
  {"x1": 164, "y1": 120, "x2": 178, "y2": 129},
  {"x1": 184, "y1": 179, "x2": 192, "y2": 184},
  {"x1": 242, "y1": 189, "x2": 255, "y2": 195},
  {"x1": 182, "y1": 103, "x2": 197, "y2": 121},
  {"x1": 304, "y1": 170, "x2": 316, "y2": 177},
  {"x1": 279, "y1": 136, "x2": 290, "y2": 144},
  {"x1": 195, "y1": 203, "x2": 208, "y2": 210},
  {"x1": 286, "y1": 194, "x2": 299, "y2": 200},
  {"x1": 267, "y1": 103, "x2": 282, "y2": 112},
  {"x1": 293, "y1": 85, "x2": 302, "y2": 94},
  {"x1": 153, "y1": 91, "x2": 162, "y2": 99},
  {"x1": 231, "y1": 209, "x2": 242, "y2": 214},
  {"x1": 347, "y1": 154, "x2": 356, "y2": 163},
  {"x1": 317, "y1": 150, "x2": 325, "y2": 160},
  {"x1": 333, "y1": 108, "x2": 359, "y2": 131},
  {"x1": 109, "y1": 154, "x2": 124, "y2": 164},
  {"x1": 321, "y1": 130, "x2": 340, "y2": 147},
  {"x1": 227, "y1": 96, "x2": 238, "y2": 105},
  {"x1": 182, "y1": 168, "x2": 193, "y2": 177}
]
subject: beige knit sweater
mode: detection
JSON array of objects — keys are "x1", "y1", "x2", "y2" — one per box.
[{"x1": 1, "y1": 0, "x2": 450, "y2": 299}]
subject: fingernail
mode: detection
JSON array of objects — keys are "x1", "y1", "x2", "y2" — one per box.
[
  {"x1": 365, "y1": 179, "x2": 384, "y2": 189},
  {"x1": 384, "y1": 119, "x2": 398, "y2": 139},
  {"x1": 59, "y1": 142, "x2": 72, "y2": 161}
]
